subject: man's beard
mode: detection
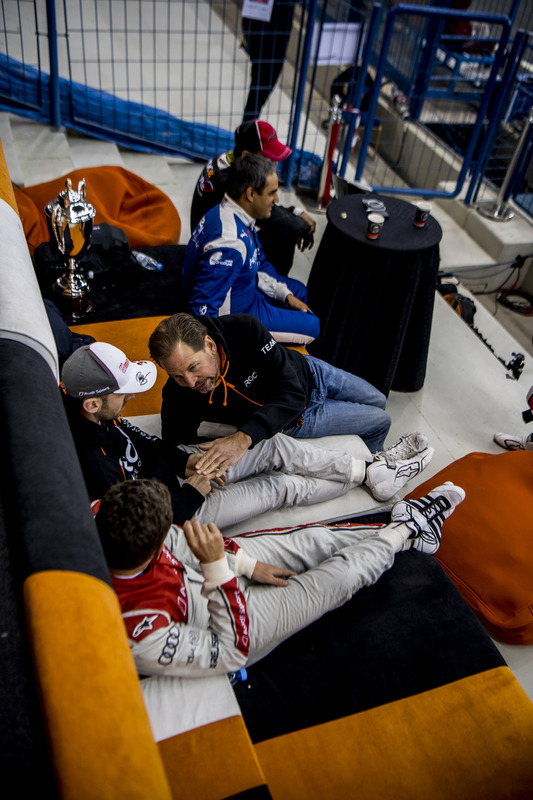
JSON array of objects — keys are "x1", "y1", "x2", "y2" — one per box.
[{"x1": 193, "y1": 376, "x2": 217, "y2": 393}]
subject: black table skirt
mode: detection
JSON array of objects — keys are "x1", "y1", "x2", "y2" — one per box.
[{"x1": 307, "y1": 194, "x2": 442, "y2": 395}]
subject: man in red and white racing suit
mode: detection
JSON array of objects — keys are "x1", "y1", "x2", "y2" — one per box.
[{"x1": 97, "y1": 479, "x2": 465, "y2": 678}]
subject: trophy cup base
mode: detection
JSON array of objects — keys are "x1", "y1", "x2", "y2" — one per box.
[{"x1": 52, "y1": 283, "x2": 94, "y2": 324}]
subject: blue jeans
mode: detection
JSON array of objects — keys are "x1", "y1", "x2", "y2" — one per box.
[{"x1": 284, "y1": 355, "x2": 391, "y2": 453}]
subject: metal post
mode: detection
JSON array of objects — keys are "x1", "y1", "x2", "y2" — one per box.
[
  {"x1": 46, "y1": 0, "x2": 61, "y2": 129},
  {"x1": 318, "y1": 95, "x2": 343, "y2": 209},
  {"x1": 339, "y1": 2, "x2": 382, "y2": 177},
  {"x1": 477, "y1": 106, "x2": 533, "y2": 222},
  {"x1": 465, "y1": 30, "x2": 528, "y2": 207},
  {"x1": 285, "y1": 0, "x2": 319, "y2": 189}
]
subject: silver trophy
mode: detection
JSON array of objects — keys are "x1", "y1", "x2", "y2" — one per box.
[{"x1": 45, "y1": 178, "x2": 95, "y2": 322}]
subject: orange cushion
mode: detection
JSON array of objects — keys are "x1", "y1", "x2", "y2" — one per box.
[
  {"x1": 255, "y1": 668, "x2": 533, "y2": 800},
  {"x1": 25, "y1": 571, "x2": 172, "y2": 799},
  {"x1": 407, "y1": 450, "x2": 533, "y2": 645},
  {"x1": 0, "y1": 141, "x2": 19, "y2": 214},
  {"x1": 14, "y1": 166, "x2": 181, "y2": 254},
  {"x1": 159, "y1": 717, "x2": 268, "y2": 800},
  {"x1": 285, "y1": 344, "x2": 309, "y2": 354}
]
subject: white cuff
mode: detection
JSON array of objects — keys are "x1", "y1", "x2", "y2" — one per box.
[
  {"x1": 351, "y1": 457, "x2": 366, "y2": 487},
  {"x1": 280, "y1": 285, "x2": 292, "y2": 302},
  {"x1": 234, "y1": 549, "x2": 257, "y2": 579},
  {"x1": 200, "y1": 556, "x2": 235, "y2": 591}
]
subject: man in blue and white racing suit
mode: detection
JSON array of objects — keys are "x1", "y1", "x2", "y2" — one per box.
[{"x1": 182, "y1": 153, "x2": 320, "y2": 346}]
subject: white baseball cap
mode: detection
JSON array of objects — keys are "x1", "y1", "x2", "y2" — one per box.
[{"x1": 61, "y1": 341, "x2": 157, "y2": 398}]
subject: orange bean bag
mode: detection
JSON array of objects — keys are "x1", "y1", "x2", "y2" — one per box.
[
  {"x1": 407, "y1": 450, "x2": 533, "y2": 645},
  {"x1": 14, "y1": 166, "x2": 181, "y2": 254}
]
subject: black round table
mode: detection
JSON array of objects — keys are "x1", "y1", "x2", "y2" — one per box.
[{"x1": 307, "y1": 193, "x2": 442, "y2": 395}]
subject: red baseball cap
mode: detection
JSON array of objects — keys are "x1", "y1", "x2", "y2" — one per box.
[{"x1": 234, "y1": 120, "x2": 291, "y2": 161}]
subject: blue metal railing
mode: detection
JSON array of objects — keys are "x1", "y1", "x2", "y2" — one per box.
[
  {"x1": 45, "y1": 0, "x2": 61, "y2": 130},
  {"x1": 354, "y1": 3, "x2": 512, "y2": 200},
  {"x1": 465, "y1": 28, "x2": 530, "y2": 206},
  {"x1": 285, "y1": 0, "x2": 320, "y2": 188},
  {"x1": 337, "y1": 2, "x2": 383, "y2": 178}
]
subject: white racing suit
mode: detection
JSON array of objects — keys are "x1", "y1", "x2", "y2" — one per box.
[
  {"x1": 113, "y1": 518, "x2": 409, "y2": 678},
  {"x1": 188, "y1": 432, "x2": 365, "y2": 529}
]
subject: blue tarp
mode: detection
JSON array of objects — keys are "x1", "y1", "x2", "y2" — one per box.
[{"x1": 0, "y1": 53, "x2": 322, "y2": 188}]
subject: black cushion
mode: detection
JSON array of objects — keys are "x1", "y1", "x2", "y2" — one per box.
[{"x1": 234, "y1": 551, "x2": 505, "y2": 743}]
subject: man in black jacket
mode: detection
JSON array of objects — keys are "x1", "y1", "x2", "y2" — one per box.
[
  {"x1": 61, "y1": 342, "x2": 430, "y2": 531},
  {"x1": 148, "y1": 313, "x2": 433, "y2": 496}
]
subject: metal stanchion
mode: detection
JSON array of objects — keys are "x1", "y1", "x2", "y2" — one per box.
[
  {"x1": 338, "y1": 105, "x2": 361, "y2": 172},
  {"x1": 477, "y1": 106, "x2": 533, "y2": 222},
  {"x1": 317, "y1": 95, "x2": 343, "y2": 210}
]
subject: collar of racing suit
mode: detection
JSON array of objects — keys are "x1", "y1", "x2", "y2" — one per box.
[{"x1": 221, "y1": 194, "x2": 257, "y2": 230}]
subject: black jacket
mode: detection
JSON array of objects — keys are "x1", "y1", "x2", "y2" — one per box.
[
  {"x1": 65, "y1": 409, "x2": 204, "y2": 524},
  {"x1": 161, "y1": 314, "x2": 313, "y2": 447}
]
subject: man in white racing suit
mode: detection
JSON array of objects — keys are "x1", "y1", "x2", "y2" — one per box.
[
  {"x1": 96, "y1": 478, "x2": 465, "y2": 677},
  {"x1": 61, "y1": 341, "x2": 434, "y2": 530}
]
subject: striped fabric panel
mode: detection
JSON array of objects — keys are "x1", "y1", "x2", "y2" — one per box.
[
  {"x1": 158, "y1": 715, "x2": 271, "y2": 800},
  {"x1": 255, "y1": 667, "x2": 533, "y2": 800},
  {"x1": 24, "y1": 570, "x2": 172, "y2": 800},
  {"x1": 0, "y1": 141, "x2": 19, "y2": 213}
]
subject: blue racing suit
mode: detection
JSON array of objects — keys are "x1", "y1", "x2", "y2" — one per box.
[{"x1": 182, "y1": 196, "x2": 320, "y2": 345}]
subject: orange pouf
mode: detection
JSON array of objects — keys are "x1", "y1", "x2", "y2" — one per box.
[
  {"x1": 407, "y1": 449, "x2": 533, "y2": 645},
  {"x1": 14, "y1": 166, "x2": 181, "y2": 254}
]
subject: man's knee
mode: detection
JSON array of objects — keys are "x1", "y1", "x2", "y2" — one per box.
[
  {"x1": 301, "y1": 312, "x2": 320, "y2": 340},
  {"x1": 373, "y1": 389, "x2": 387, "y2": 410},
  {"x1": 267, "y1": 309, "x2": 320, "y2": 343},
  {"x1": 367, "y1": 407, "x2": 391, "y2": 434}
]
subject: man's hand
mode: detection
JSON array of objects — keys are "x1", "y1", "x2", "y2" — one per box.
[
  {"x1": 186, "y1": 452, "x2": 227, "y2": 486},
  {"x1": 296, "y1": 211, "x2": 316, "y2": 252},
  {"x1": 300, "y1": 211, "x2": 316, "y2": 235},
  {"x1": 183, "y1": 520, "x2": 225, "y2": 563},
  {"x1": 286, "y1": 293, "x2": 313, "y2": 314},
  {"x1": 195, "y1": 431, "x2": 252, "y2": 475},
  {"x1": 252, "y1": 561, "x2": 297, "y2": 586},
  {"x1": 185, "y1": 472, "x2": 215, "y2": 497}
]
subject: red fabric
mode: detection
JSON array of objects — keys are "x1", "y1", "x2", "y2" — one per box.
[
  {"x1": 407, "y1": 450, "x2": 533, "y2": 645},
  {"x1": 113, "y1": 546, "x2": 189, "y2": 641},
  {"x1": 14, "y1": 166, "x2": 181, "y2": 254}
]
